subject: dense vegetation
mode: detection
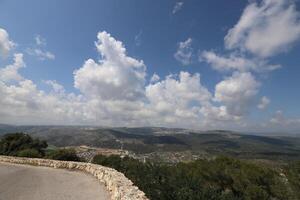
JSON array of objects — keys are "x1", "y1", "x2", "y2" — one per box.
[
  {"x1": 284, "y1": 160, "x2": 300, "y2": 199},
  {"x1": 93, "y1": 155, "x2": 300, "y2": 200},
  {"x1": 0, "y1": 133, "x2": 80, "y2": 161},
  {"x1": 0, "y1": 133, "x2": 47, "y2": 157},
  {"x1": 45, "y1": 148, "x2": 80, "y2": 161}
]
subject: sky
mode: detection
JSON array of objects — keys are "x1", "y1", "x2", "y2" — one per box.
[{"x1": 0, "y1": 0, "x2": 300, "y2": 132}]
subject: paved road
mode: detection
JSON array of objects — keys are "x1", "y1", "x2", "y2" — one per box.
[{"x1": 0, "y1": 162, "x2": 110, "y2": 200}]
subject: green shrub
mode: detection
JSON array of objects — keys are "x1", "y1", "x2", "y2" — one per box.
[
  {"x1": 17, "y1": 149, "x2": 42, "y2": 158},
  {"x1": 284, "y1": 160, "x2": 300, "y2": 199},
  {"x1": 92, "y1": 155, "x2": 295, "y2": 200},
  {"x1": 0, "y1": 133, "x2": 47, "y2": 156},
  {"x1": 46, "y1": 148, "x2": 80, "y2": 161}
]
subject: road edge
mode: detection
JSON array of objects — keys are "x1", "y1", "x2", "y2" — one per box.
[{"x1": 0, "y1": 156, "x2": 148, "y2": 200}]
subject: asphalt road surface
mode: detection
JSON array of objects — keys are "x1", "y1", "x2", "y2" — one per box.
[{"x1": 0, "y1": 162, "x2": 110, "y2": 200}]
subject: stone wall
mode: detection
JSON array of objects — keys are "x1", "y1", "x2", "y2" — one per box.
[{"x1": 0, "y1": 156, "x2": 148, "y2": 200}]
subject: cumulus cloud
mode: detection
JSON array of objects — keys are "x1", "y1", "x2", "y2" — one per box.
[
  {"x1": 200, "y1": 104, "x2": 240, "y2": 122},
  {"x1": 150, "y1": 73, "x2": 160, "y2": 83},
  {"x1": 214, "y1": 72, "x2": 260, "y2": 117},
  {"x1": 44, "y1": 80, "x2": 65, "y2": 95},
  {"x1": 200, "y1": 0, "x2": 300, "y2": 125},
  {"x1": 172, "y1": 2, "x2": 184, "y2": 14},
  {"x1": 145, "y1": 71, "x2": 212, "y2": 126},
  {"x1": 74, "y1": 31, "x2": 146, "y2": 101},
  {"x1": 0, "y1": 32, "x2": 151, "y2": 126},
  {"x1": 0, "y1": 67, "x2": 210, "y2": 128},
  {"x1": 1, "y1": 50, "x2": 219, "y2": 128},
  {"x1": 0, "y1": 28, "x2": 15, "y2": 58},
  {"x1": 225, "y1": 0, "x2": 300, "y2": 57},
  {"x1": 0, "y1": 53, "x2": 25, "y2": 82},
  {"x1": 200, "y1": 51, "x2": 280, "y2": 72},
  {"x1": 201, "y1": 0, "x2": 300, "y2": 75},
  {"x1": 144, "y1": 72, "x2": 250, "y2": 128},
  {"x1": 0, "y1": 31, "x2": 148, "y2": 125},
  {"x1": 258, "y1": 96, "x2": 270, "y2": 110},
  {"x1": 146, "y1": 72, "x2": 211, "y2": 111},
  {"x1": 0, "y1": 56, "x2": 101, "y2": 125},
  {"x1": 174, "y1": 38, "x2": 193, "y2": 65},
  {"x1": 0, "y1": 30, "x2": 287, "y2": 130},
  {"x1": 0, "y1": 78, "x2": 93, "y2": 125}
]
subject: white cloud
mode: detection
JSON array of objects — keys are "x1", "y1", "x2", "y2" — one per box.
[
  {"x1": 214, "y1": 72, "x2": 260, "y2": 117},
  {"x1": 200, "y1": 104, "x2": 240, "y2": 122},
  {"x1": 44, "y1": 80, "x2": 65, "y2": 95},
  {"x1": 270, "y1": 110, "x2": 284, "y2": 124},
  {"x1": 150, "y1": 73, "x2": 160, "y2": 83},
  {"x1": 0, "y1": 78, "x2": 92, "y2": 125},
  {"x1": 27, "y1": 48, "x2": 55, "y2": 60},
  {"x1": 258, "y1": 96, "x2": 270, "y2": 110},
  {"x1": 225, "y1": 0, "x2": 300, "y2": 57},
  {"x1": 270, "y1": 110, "x2": 300, "y2": 126},
  {"x1": 0, "y1": 32, "x2": 150, "y2": 126},
  {"x1": 174, "y1": 38, "x2": 193, "y2": 65},
  {"x1": 0, "y1": 28, "x2": 15, "y2": 58},
  {"x1": 172, "y1": 2, "x2": 184, "y2": 14},
  {"x1": 200, "y1": 0, "x2": 300, "y2": 126},
  {"x1": 35, "y1": 35, "x2": 46, "y2": 46},
  {"x1": 0, "y1": 32, "x2": 148, "y2": 125},
  {"x1": 134, "y1": 30, "x2": 142, "y2": 46},
  {"x1": 200, "y1": 50, "x2": 280, "y2": 72},
  {"x1": 145, "y1": 71, "x2": 212, "y2": 126},
  {"x1": 0, "y1": 55, "x2": 99, "y2": 125},
  {"x1": 0, "y1": 53, "x2": 25, "y2": 82},
  {"x1": 1, "y1": 57, "x2": 213, "y2": 128},
  {"x1": 0, "y1": 30, "x2": 291, "y2": 131},
  {"x1": 74, "y1": 31, "x2": 146, "y2": 101},
  {"x1": 27, "y1": 35, "x2": 55, "y2": 61},
  {"x1": 146, "y1": 72, "x2": 211, "y2": 110}
]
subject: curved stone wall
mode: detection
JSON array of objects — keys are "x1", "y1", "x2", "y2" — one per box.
[{"x1": 0, "y1": 156, "x2": 148, "y2": 200}]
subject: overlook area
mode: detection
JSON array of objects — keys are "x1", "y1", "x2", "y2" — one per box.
[
  {"x1": 1, "y1": 0, "x2": 300, "y2": 199},
  {"x1": 0, "y1": 163, "x2": 110, "y2": 200},
  {"x1": 0, "y1": 130, "x2": 299, "y2": 200}
]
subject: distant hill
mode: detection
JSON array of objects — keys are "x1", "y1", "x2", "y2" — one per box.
[{"x1": 0, "y1": 125, "x2": 299, "y2": 161}]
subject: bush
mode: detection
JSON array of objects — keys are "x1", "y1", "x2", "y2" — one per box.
[
  {"x1": 92, "y1": 155, "x2": 296, "y2": 200},
  {"x1": 0, "y1": 133, "x2": 47, "y2": 156},
  {"x1": 17, "y1": 149, "x2": 42, "y2": 158},
  {"x1": 284, "y1": 160, "x2": 300, "y2": 199},
  {"x1": 46, "y1": 148, "x2": 80, "y2": 161}
]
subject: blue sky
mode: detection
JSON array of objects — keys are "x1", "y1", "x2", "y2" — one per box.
[{"x1": 0, "y1": 0, "x2": 300, "y2": 132}]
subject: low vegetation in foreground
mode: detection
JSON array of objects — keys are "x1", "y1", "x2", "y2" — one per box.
[
  {"x1": 0, "y1": 133, "x2": 80, "y2": 161},
  {"x1": 93, "y1": 155, "x2": 300, "y2": 200},
  {"x1": 0, "y1": 133, "x2": 48, "y2": 158},
  {"x1": 45, "y1": 148, "x2": 81, "y2": 161}
]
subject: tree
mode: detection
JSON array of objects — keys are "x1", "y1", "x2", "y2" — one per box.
[
  {"x1": 46, "y1": 148, "x2": 80, "y2": 161},
  {"x1": 0, "y1": 133, "x2": 47, "y2": 157},
  {"x1": 17, "y1": 149, "x2": 42, "y2": 158}
]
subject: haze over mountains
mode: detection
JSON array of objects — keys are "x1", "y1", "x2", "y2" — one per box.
[{"x1": 1, "y1": 125, "x2": 299, "y2": 161}]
